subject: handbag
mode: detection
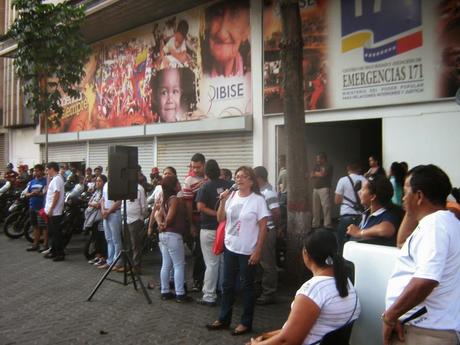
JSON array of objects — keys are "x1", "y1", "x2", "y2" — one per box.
[
  {"x1": 83, "y1": 206, "x2": 102, "y2": 229},
  {"x1": 212, "y1": 220, "x2": 226, "y2": 255},
  {"x1": 211, "y1": 191, "x2": 235, "y2": 255}
]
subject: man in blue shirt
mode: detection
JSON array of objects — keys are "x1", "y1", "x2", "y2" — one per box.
[{"x1": 26, "y1": 164, "x2": 48, "y2": 252}]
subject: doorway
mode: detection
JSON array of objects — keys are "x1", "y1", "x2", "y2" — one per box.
[{"x1": 277, "y1": 118, "x2": 382, "y2": 217}]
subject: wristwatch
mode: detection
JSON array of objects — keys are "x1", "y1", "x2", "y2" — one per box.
[{"x1": 381, "y1": 312, "x2": 396, "y2": 326}]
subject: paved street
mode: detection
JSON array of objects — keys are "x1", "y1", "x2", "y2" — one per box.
[{"x1": 0, "y1": 232, "x2": 292, "y2": 345}]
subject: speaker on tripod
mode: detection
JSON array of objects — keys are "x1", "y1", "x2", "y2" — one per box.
[{"x1": 87, "y1": 145, "x2": 152, "y2": 304}]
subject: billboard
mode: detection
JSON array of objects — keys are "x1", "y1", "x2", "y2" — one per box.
[
  {"x1": 263, "y1": 0, "x2": 460, "y2": 114},
  {"x1": 47, "y1": 0, "x2": 252, "y2": 133}
]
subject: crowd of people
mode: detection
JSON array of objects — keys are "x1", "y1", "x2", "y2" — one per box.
[{"x1": 1, "y1": 153, "x2": 459, "y2": 345}]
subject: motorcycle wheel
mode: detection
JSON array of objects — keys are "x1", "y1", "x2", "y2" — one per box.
[
  {"x1": 24, "y1": 218, "x2": 34, "y2": 243},
  {"x1": 3, "y1": 211, "x2": 24, "y2": 239}
]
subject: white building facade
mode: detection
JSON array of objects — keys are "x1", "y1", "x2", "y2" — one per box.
[{"x1": 1, "y1": 0, "x2": 459, "y2": 190}]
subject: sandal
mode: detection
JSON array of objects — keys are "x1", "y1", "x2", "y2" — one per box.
[
  {"x1": 231, "y1": 324, "x2": 252, "y2": 336},
  {"x1": 205, "y1": 320, "x2": 229, "y2": 330}
]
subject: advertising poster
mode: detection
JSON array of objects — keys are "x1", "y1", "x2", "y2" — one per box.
[
  {"x1": 263, "y1": 0, "x2": 460, "y2": 114},
  {"x1": 263, "y1": 0, "x2": 329, "y2": 114},
  {"x1": 47, "y1": 0, "x2": 252, "y2": 134}
]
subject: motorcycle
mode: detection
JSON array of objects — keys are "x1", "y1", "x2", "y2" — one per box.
[
  {"x1": 2, "y1": 188, "x2": 27, "y2": 238},
  {"x1": 61, "y1": 184, "x2": 90, "y2": 248},
  {"x1": 0, "y1": 181, "x2": 19, "y2": 223}
]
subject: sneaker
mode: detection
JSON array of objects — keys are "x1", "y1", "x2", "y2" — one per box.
[
  {"x1": 26, "y1": 246, "x2": 40, "y2": 252},
  {"x1": 38, "y1": 247, "x2": 49, "y2": 253},
  {"x1": 176, "y1": 295, "x2": 193, "y2": 303},
  {"x1": 161, "y1": 292, "x2": 175, "y2": 300},
  {"x1": 88, "y1": 257, "x2": 100, "y2": 264},
  {"x1": 44, "y1": 252, "x2": 57, "y2": 259},
  {"x1": 196, "y1": 298, "x2": 216, "y2": 307},
  {"x1": 94, "y1": 259, "x2": 106, "y2": 266},
  {"x1": 41, "y1": 248, "x2": 52, "y2": 255},
  {"x1": 97, "y1": 263, "x2": 110, "y2": 269}
]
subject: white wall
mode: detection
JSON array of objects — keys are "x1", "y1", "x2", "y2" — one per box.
[
  {"x1": 9, "y1": 127, "x2": 41, "y2": 167},
  {"x1": 263, "y1": 100, "x2": 460, "y2": 195},
  {"x1": 383, "y1": 110, "x2": 460, "y2": 187}
]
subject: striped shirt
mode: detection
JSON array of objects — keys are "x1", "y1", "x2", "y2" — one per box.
[
  {"x1": 294, "y1": 276, "x2": 360, "y2": 345},
  {"x1": 260, "y1": 183, "x2": 279, "y2": 230},
  {"x1": 182, "y1": 175, "x2": 205, "y2": 224}
]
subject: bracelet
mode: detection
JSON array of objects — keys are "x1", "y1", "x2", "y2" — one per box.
[{"x1": 381, "y1": 312, "x2": 397, "y2": 326}]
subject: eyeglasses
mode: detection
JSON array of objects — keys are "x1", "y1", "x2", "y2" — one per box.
[{"x1": 235, "y1": 174, "x2": 250, "y2": 180}]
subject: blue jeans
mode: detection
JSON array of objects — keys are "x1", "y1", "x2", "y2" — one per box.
[
  {"x1": 159, "y1": 232, "x2": 185, "y2": 296},
  {"x1": 103, "y1": 210, "x2": 122, "y2": 266},
  {"x1": 219, "y1": 247, "x2": 257, "y2": 328}
]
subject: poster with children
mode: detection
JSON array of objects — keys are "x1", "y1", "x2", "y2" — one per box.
[{"x1": 46, "y1": 0, "x2": 252, "y2": 134}]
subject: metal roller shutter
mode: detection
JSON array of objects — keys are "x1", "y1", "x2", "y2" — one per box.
[
  {"x1": 41, "y1": 142, "x2": 87, "y2": 164},
  {"x1": 0, "y1": 134, "x2": 7, "y2": 176},
  {"x1": 88, "y1": 138, "x2": 154, "y2": 176},
  {"x1": 157, "y1": 132, "x2": 253, "y2": 183}
]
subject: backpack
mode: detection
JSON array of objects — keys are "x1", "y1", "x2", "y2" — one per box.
[{"x1": 341, "y1": 176, "x2": 364, "y2": 213}]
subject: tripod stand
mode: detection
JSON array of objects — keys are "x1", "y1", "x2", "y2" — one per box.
[{"x1": 87, "y1": 200, "x2": 152, "y2": 304}]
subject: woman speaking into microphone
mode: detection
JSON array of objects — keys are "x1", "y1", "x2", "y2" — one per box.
[{"x1": 206, "y1": 166, "x2": 270, "y2": 336}]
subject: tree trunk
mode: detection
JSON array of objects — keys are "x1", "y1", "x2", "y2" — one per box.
[
  {"x1": 279, "y1": 0, "x2": 311, "y2": 285},
  {"x1": 39, "y1": 76, "x2": 49, "y2": 163}
]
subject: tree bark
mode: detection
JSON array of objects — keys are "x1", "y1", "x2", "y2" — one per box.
[
  {"x1": 39, "y1": 76, "x2": 49, "y2": 163},
  {"x1": 279, "y1": 0, "x2": 311, "y2": 284}
]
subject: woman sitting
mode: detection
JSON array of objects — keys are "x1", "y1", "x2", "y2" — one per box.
[
  {"x1": 347, "y1": 175, "x2": 404, "y2": 246},
  {"x1": 248, "y1": 229, "x2": 360, "y2": 345}
]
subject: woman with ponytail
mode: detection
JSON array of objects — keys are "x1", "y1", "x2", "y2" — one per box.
[{"x1": 247, "y1": 229, "x2": 360, "y2": 345}]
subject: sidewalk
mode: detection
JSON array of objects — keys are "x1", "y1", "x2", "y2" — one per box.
[{"x1": 0, "y1": 232, "x2": 293, "y2": 345}]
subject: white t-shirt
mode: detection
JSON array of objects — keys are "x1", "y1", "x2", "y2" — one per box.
[
  {"x1": 102, "y1": 183, "x2": 115, "y2": 210},
  {"x1": 386, "y1": 210, "x2": 460, "y2": 332},
  {"x1": 295, "y1": 276, "x2": 360, "y2": 345},
  {"x1": 45, "y1": 174, "x2": 65, "y2": 216},
  {"x1": 124, "y1": 184, "x2": 147, "y2": 224},
  {"x1": 224, "y1": 192, "x2": 270, "y2": 255},
  {"x1": 335, "y1": 173, "x2": 366, "y2": 215}
]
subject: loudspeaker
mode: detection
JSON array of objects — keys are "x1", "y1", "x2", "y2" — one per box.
[{"x1": 107, "y1": 145, "x2": 138, "y2": 200}]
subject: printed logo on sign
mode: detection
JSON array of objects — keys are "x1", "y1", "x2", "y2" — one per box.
[{"x1": 341, "y1": 0, "x2": 423, "y2": 62}]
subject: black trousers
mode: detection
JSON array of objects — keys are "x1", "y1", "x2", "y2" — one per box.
[
  {"x1": 192, "y1": 234, "x2": 205, "y2": 285},
  {"x1": 94, "y1": 222, "x2": 107, "y2": 257},
  {"x1": 48, "y1": 215, "x2": 64, "y2": 255}
]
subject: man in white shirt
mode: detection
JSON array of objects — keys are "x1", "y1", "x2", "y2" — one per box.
[
  {"x1": 383, "y1": 164, "x2": 460, "y2": 345},
  {"x1": 254, "y1": 166, "x2": 281, "y2": 305},
  {"x1": 44, "y1": 162, "x2": 66, "y2": 261},
  {"x1": 124, "y1": 179, "x2": 147, "y2": 274},
  {"x1": 334, "y1": 162, "x2": 366, "y2": 252}
]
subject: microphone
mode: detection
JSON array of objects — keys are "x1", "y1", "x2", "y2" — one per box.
[
  {"x1": 218, "y1": 184, "x2": 239, "y2": 200},
  {"x1": 228, "y1": 183, "x2": 239, "y2": 192}
]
